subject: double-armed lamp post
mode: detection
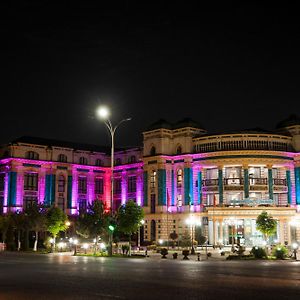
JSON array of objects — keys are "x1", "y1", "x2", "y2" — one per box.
[{"x1": 96, "y1": 106, "x2": 131, "y2": 256}]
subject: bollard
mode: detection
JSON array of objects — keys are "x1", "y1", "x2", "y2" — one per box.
[{"x1": 197, "y1": 253, "x2": 201, "y2": 261}]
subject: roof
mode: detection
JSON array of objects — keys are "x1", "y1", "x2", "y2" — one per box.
[
  {"x1": 145, "y1": 118, "x2": 204, "y2": 132},
  {"x1": 11, "y1": 136, "x2": 115, "y2": 154},
  {"x1": 276, "y1": 114, "x2": 300, "y2": 129}
]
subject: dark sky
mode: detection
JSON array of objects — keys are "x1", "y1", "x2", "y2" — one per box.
[{"x1": 1, "y1": 1, "x2": 300, "y2": 148}]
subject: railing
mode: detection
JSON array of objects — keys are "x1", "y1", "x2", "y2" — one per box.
[
  {"x1": 226, "y1": 199, "x2": 275, "y2": 207},
  {"x1": 273, "y1": 178, "x2": 287, "y2": 186},
  {"x1": 249, "y1": 178, "x2": 268, "y2": 185},
  {"x1": 202, "y1": 179, "x2": 219, "y2": 186},
  {"x1": 224, "y1": 178, "x2": 244, "y2": 185}
]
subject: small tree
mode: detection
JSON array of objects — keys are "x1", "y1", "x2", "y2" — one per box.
[
  {"x1": 117, "y1": 200, "x2": 144, "y2": 256},
  {"x1": 180, "y1": 231, "x2": 191, "y2": 248},
  {"x1": 0, "y1": 214, "x2": 12, "y2": 244},
  {"x1": 46, "y1": 206, "x2": 68, "y2": 251},
  {"x1": 169, "y1": 231, "x2": 178, "y2": 248},
  {"x1": 11, "y1": 212, "x2": 26, "y2": 251},
  {"x1": 256, "y1": 211, "x2": 277, "y2": 243}
]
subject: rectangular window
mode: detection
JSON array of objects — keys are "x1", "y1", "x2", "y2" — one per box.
[
  {"x1": 24, "y1": 173, "x2": 38, "y2": 191},
  {"x1": 127, "y1": 176, "x2": 136, "y2": 193},
  {"x1": 24, "y1": 196, "x2": 38, "y2": 209},
  {"x1": 150, "y1": 171, "x2": 156, "y2": 189},
  {"x1": 0, "y1": 173, "x2": 5, "y2": 191},
  {"x1": 78, "y1": 199, "x2": 87, "y2": 213},
  {"x1": 78, "y1": 177, "x2": 87, "y2": 194},
  {"x1": 0, "y1": 196, "x2": 3, "y2": 214},
  {"x1": 150, "y1": 194, "x2": 156, "y2": 213},
  {"x1": 57, "y1": 197, "x2": 65, "y2": 211},
  {"x1": 114, "y1": 178, "x2": 121, "y2": 194},
  {"x1": 206, "y1": 168, "x2": 218, "y2": 179},
  {"x1": 95, "y1": 177, "x2": 104, "y2": 194}
]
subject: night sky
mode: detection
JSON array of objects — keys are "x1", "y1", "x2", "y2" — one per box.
[{"x1": 1, "y1": 2, "x2": 300, "y2": 148}]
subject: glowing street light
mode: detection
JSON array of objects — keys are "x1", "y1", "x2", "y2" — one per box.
[
  {"x1": 186, "y1": 216, "x2": 201, "y2": 254},
  {"x1": 96, "y1": 105, "x2": 131, "y2": 256}
]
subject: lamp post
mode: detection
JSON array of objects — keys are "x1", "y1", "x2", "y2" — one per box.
[
  {"x1": 138, "y1": 219, "x2": 145, "y2": 248},
  {"x1": 96, "y1": 106, "x2": 131, "y2": 256},
  {"x1": 186, "y1": 215, "x2": 201, "y2": 255}
]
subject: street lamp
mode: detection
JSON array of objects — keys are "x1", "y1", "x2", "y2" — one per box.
[
  {"x1": 186, "y1": 215, "x2": 201, "y2": 255},
  {"x1": 96, "y1": 105, "x2": 131, "y2": 256},
  {"x1": 138, "y1": 220, "x2": 145, "y2": 248}
]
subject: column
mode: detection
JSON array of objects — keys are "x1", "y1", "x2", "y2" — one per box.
[
  {"x1": 16, "y1": 169, "x2": 24, "y2": 208},
  {"x1": 171, "y1": 169, "x2": 175, "y2": 206},
  {"x1": 136, "y1": 169, "x2": 143, "y2": 206},
  {"x1": 121, "y1": 170, "x2": 127, "y2": 205},
  {"x1": 243, "y1": 165, "x2": 249, "y2": 199},
  {"x1": 219, "y1": 219, "x2": 224, "y2": 243},
  {"x1": 67, "y1": 175, "x2": 73, "y2": 209},
  {"x1": 279, "y1": 220, "x2": 285, "y2": 244},
  {"x1": 143, "y1": 171, "x2": 148, "y2": 207},
  {"x1": 268, "y1": 166, "x2": 273, "y2": 200},
  {"x1": 7, "y1": 171, "x2": 17, "y2": 209},
  {"x1": 218, "y1": 166, "x2": 223, "y2": 205},
  {"x1": 184, "y1": 167, "x2": 193, "y2": 206},
  {"x1": 295, "y1": 166, "x2": 300, "y2": 205},
  {"x1": 158, "y1": 169, "x2": 166, "y2": 206},
  {"x1": 286, "y1": 169, "x2": 292, "y2": 205},
  {"x1": 198, "y1": 169, "x2": 202, "y2": 205}
]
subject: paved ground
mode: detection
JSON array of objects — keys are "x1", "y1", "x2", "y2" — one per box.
[{"x1": 0, "y1": 252, "x2": 300, "y2": 300}]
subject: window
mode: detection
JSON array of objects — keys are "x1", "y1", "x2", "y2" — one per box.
[
  {"x1": 24, "y1": 173, "x2": 38, "y2": 191},
  {"x1": 177, "y1": 169, "x2": 183, "y2": 188},
  {"x1": 95, "y1": 177, "x2": 104, "y2": 194},
  {"x1": 25, "y1": 151, "x2": 39, "y2": 160},
  {"x1": 24, "y1": 196, "x2": 38, "y2": 209},
  {"x1": 151, "y1": 220, "x2": 156, "y2": 241},
  {"x1": 58, "y1": 175, "x2": 65, "y2": 192},
  {"x1": 57, "y1": 197, "x2": 65, "y2": 211},
  {"x1": 176, "y1": 145, "x2": 182, "y2": 154},
  {"x1": 150, "y1": 170, "x2": 156, "y2": 188},
  {"x1": 58, "y1": 154, "x2": 67, "y2": 163},
  {"x1": 115, "y1": 158, "x2": 121, "y2": 165},
  {"x1": 78, "y1": 177, "x2": 87, "y2": 194},
  {"x1": 0, "y1": 173, "x2": 5, "y2": 191},
  {"x1": 95, "y1": 159, "x2": 102, "y2": 166},
  {"x1": 206, "y1": 168, "x2": 218, "y2": 179},
  {"x1": 150, "y1": 194, "x2": 156, "y2": 213},
  {"x1": 127, "y1": 176, "x2": 136, "y2": 193},
  {"x1": 79, "y1": 157, "x2": 88, "y2": 165},
  {"x1": 177, "y1": 194, "x2": 182, "y2": 207},
  {"x1": 150, "y1": 146, "x2": 156, "y2": 156},
  {"x1": 128, "y1": 156, "x2": 136, "y2": 163},
  {"x1": 0, "y1": 196, "x2": 3, "y2": 214},
  {"x1": 114, "y1": 178, "x2": 121, "y2": 194},
  {"x1": 78, "y1": 199, "x2": 87, "y2": 213}
]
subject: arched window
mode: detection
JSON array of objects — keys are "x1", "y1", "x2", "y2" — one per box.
[
  {"x1": 176, "y1": 145, "x2": 182, "y2": 155},
  {"x1": 79, "y1": 157, "x2": 88, "y2": 165},
  {"x1": 95, "y1": 159, "x2": 102, "y2": 166},
  {"x1": 177, "y1": 169, "x2": 183, "y2": 188},
  {"x1": 58, "y1": 154, "x2": 67, "y2": 163},
  {"x1": 25, "y1": 151, "x2": 39, "y2": 160},
  {"x1": 150, "y1": 146, "x2": 156, "y2": 156},
  {"x1": 58, "y1": 175, "x2": 66, "y2": 192}
]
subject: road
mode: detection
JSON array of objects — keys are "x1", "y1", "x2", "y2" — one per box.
[{"x1": 0, "y1": 252, "x2": 300, "y2": 300}]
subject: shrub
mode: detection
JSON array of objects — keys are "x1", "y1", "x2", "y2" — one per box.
[
  {"x1": 207, "y1": 252, "x2": 212, "y2": 257},
  {"x1": 173, "y1": 252, "x2": 178, "y2": 259},
  {"x1": 272, "y1": 245, "x2": 288, "y2": 259},
  {"x1": 250, "y1": 246, "x2": 267, "y2": 259},
  {"x1": 121, "y1": 245, "x2": 130, "y2": 255},
  {"x1": 160, "y1": 248, "x2": 168, "y2": 258}
]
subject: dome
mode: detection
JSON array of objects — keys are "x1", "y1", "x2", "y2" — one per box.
[
  {"x1": 145, "y1": 119, "x2": 173, "y2": 131},
  {"x1": 276, "y1": 114, "x2": 300, "y2": 129},
  {"x1": 173, "y1": 118, "x2": 204, "y2": 129}
]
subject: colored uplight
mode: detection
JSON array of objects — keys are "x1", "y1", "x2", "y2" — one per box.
[{"x1": 96, "y1": 106, "x2": 110, "y2": 119}]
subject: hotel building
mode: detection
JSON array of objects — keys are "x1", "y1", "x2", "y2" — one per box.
[{"x1": 0, "y1": 115, "x2": 300, "y2": 247}]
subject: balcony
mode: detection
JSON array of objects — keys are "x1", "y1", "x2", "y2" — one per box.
[
  {"x1": 273, "y1": 178, "x2": 287, "y2": 186},
  {"x1": 202, "y1": 179, "x2": 218, "y2": 186},
  {"x1": 225, "y1": 199, "x2": 275, "y2": 207},
  {"x1": 224, "y1": 178, "x2": 244, "y2": 191}
]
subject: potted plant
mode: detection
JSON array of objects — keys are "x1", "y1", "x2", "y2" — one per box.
[
  {"x1": 160, "y1": 248, "x2": 168, "y2": 259},
  {"x1": 182, "y1": 249, "x2": 189, "y2": 260}
]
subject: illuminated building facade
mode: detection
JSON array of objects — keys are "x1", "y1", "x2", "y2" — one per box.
[{"x1": 1, "y1": 115, "x2": 300, "y2": 247}]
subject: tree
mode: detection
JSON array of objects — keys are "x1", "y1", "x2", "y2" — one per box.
[
  {"x1": 11, "y1": 211, "x2": 26, "y2": 251},
  {"x1": 195, "y1": 227, "x2": 206, "y2": 248},
  {"x1": 180, "y1": 231, "x2": 191, "y2": 248},
  {"x1": 26, "y1": 204, "x2": 47, "y2": 251},
  {"x1": 76, "y1": 201, "x2": 108, "y2": 254},
  {"x1": 117, "y1": 200, "x2": 144, "y2": 255},
  {"x1": 169, "y1": 231, "x2": 178, "y2": 248},
  {"x1": 256, "y1": 211, "x2": 277, "y2": 243},
  {"x1": 0, "y1": 214, "x2": 12, "y2": 244},
  {"x1": 46, "y1": 206, "x2": 68, "y2": 251}
]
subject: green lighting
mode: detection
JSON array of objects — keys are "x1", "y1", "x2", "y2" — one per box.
[{"x1": 108, "y1": 225, "x2": 115, "y2": 232}]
